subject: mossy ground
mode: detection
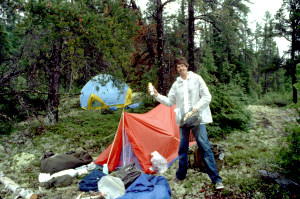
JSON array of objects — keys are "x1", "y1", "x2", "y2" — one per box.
[{"x1": 0, "y1": 97, "x2": 298, "y2": 198}]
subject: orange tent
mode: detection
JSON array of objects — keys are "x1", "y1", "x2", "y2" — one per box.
[{"x1": 95, "y1": 104, "x2": 183, "y2": 174}]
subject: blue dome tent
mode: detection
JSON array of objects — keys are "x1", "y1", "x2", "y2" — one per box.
[{"x1": 80, "y1": 74, "x2": 132, "y2": 110}]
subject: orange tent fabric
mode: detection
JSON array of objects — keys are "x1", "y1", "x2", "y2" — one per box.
[{"x1": 94, "y1": 104, "x2": 182, "y2": 174}]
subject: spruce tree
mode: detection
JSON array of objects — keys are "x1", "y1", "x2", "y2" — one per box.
[{"x1": 275, "y1": 0, "x2": 300, "y2": 103}]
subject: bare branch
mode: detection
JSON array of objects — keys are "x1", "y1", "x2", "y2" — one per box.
[
  {"x1": 0, "y1": 70, "x2": 24, "y2": 87},
  {"x1": 194, "y1": 15, "x2": 223, "y2": 33},
  {"x1": 161, "y1": 0, "x2": 176, "y2": 9},
  {"x1": 0, "y1": 90, "x2": 48, "y2": 96},
  {"x1": 0, "y1": 112, "x2": 25, "y2": 134},
  {"x1": 0, "y1": 90, "x2": 81, "y2": 96}
]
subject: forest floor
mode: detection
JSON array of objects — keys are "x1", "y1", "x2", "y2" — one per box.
[{"x1": 0, "y1": 102, "x2": 298, "y2": 199}]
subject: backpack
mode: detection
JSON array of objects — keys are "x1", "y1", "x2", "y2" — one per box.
[
  {"x1": 189, "y1": 143, "x2": 224, "y2": 172},
  {"x1": 116, "y1": 162, "x2": 142, "y2": 189}
]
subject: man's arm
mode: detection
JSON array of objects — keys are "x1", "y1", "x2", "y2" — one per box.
[
  {"x1": 194, "y1": 76, "x2": 211, "y2": 111},
  {"x1": 148, "y1": 84, "x2": 176, "y2": 107}
]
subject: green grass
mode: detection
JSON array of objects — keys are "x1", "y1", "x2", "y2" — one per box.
[
  {"x1": 209, "y1": 105, "x2": 297, "y2": 197},
  {"x1": 31, "y1": 108, "x2": 123, "y2": 156}
]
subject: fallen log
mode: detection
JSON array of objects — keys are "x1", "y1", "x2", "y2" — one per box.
[{"x1": 0, "y1": 171, "x2": 38, "y2": 199}]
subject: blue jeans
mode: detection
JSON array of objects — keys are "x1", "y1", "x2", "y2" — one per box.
[{"x1": 176, "y1": 124, "x2": 222, "y2": 184}]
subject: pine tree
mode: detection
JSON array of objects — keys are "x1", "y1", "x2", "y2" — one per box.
[
  {"x1": 275, "y1": 0, "x2": 300, "y2": 103},
  {"x1": 256, "y1": 12, "x2": 281, "y2": 94},
  {"x1": 5, "y1": 0, "x2": 139, "y2": 125}
]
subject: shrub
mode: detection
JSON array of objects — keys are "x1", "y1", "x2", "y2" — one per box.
[
  {"x1": 258, "y1": 182, "x2": 290, "y2": 199},
  {"x1": 278, "y1": 123, "x2": 300, "y2": 183},
  {"x1": 257, "y1": 91, "x2": 291, "y2": 107},
  {"x1": 209, "y1": 83, "x2": 252, "y2": 136},
  {"x1": 0, "y1": 119, "x2": 13, "y2": 134}
]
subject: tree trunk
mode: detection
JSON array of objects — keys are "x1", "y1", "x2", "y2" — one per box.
[
  {"x1": 155, "y1": 0, "x2": 175, "y2": 95},
  {"x1": 156, "y1": 0, "x2": 166, "y2": 95},
  {"x1": 188, "y1": 0, "x2": 195, "y2": 72},
  {"x1": 180, "y1": 0, "x2": 187, "y2": 49},
  {"x1": 145, "y1": 33, "x2": 156, "y2": 66},
  {"x1": 181, "y1": 0, "x2": 186, "y2": 21},
  {"x1": 291, "y1": 3, "x2": 297, "y2": 103},
  {"x1": 264, "y1": 72, "x2": 268, "y2": 94},
  {"x1": 45, "y1": 39, "x2": 63, "y2": 125},
  {"x1": 130, "y1": 0, "x2": 138, "y2": 10}
]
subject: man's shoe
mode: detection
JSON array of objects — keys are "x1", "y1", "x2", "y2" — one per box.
[{"x1": 215, "y1": 182, "x2": 224, "y2": 190}]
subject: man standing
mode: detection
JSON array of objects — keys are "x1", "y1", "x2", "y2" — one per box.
[{"x1": 149, "y1": 57, "x2": 223, "y2": 189}]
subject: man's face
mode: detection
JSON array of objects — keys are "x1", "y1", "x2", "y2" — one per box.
[{"x1": 176, "y1": 64, "x2": 188, "y2": 76}]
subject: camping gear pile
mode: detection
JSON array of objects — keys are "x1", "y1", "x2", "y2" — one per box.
[
  {"x1": 77, "y1": 162, "x2": 171, "y2": 199},
  {"x1": 115, "y1": 162, "x2": 142, "y2": 189},
  {"x1": 36, "y1": 104, "x2": 181, "y2": 198},
  {"x1": 38, "y1": 151, "x2": 95, "y2": 189},
  {"x1": 35, "y1": 103, "x2": 223, "y2": 198},
  {"x1": 38, "y1": 152, "x2": 171, "y2": 199}
]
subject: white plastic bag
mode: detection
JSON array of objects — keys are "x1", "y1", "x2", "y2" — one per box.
[
  {"x1": 38, "y1": 173, "x2": 51, "y2": 183},
  {"x1": 150, "y1": 151, "x2": 168, "y2": 174},
  {"x1": 98, "y1": 176, "x2": 125, "y2": 199}
]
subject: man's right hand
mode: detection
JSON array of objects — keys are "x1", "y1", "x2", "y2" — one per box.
[{"x1": 148, "y1": 86, "x2": 158, "y2": 97}]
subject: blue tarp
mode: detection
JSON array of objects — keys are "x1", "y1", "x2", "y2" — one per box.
[
  {"x1": 109, "y1": 106, "x2": 118, "y2": 111},
  {"x1": 117, "y1": 174, "x2": 171, "y2": 199},
  {"x1": 79, "y1": 169, "x2": 106, "y2": 192},
  {"x1": 125, "y1": 102, "x2": 142, "y2": 109}
]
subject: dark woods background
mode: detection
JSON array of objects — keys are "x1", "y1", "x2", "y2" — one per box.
[{"x1": 0, "y1": 0, "x2": 299, "y2": 134}]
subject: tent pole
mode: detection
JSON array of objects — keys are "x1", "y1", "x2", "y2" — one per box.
[
  {"x1": 107, "y1": 112, "x2": 123, "y2": 167},
  {"x1": 122, "y1": 108, "x2": 125, "y2": 167}
]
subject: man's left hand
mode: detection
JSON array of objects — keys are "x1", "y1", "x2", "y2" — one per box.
[{"x1": 183, "y1": 108, "x2": 198, "y2": 121}]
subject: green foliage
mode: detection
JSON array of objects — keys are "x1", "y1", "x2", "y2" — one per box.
[
  {"x1": 129, "y1": 65, "x2": 158, "y2": 93},
  {"x1": 127, "y1": 98, "x2": 156, "y2": 114},
  {"x1": 257, "y1": 91, "x2": 291, "y2": 107},
  {"x1": 0, "y1": 0, "x2": 140, "y2": 129},
  {"x1": 278, "y1": 123, "x2": 300, "y2": 183},
  {"x1": 17, "y1": 0, "x2": 139, "y2": 79},
  {"x1": 28, "y1": 94, "x2": 159, "y2": 153},
  {"x1": 198, "y1": 51, "x2": 252, "y2": 137},
  {"x1": 208, "y1": 83, "x2": 252, "y2": 136},
  {"x1": 199, "y1": 46, "x2": 218, "y2": 84},
  {"x1": 258, "y1": 182, "x2": 290, "y2": 199},
  {"x1": 295, "y1": 63, "x2": 300, "y2": 91},
  {"x1": 0, "y1": 25, "x2": 13, "y2": 64},
  {"x1": 0, "y1": 120, "x2": 14, "y2": 134},
  {"x1": 32, "y1": 107, "x2": 122, "y2": 153}
]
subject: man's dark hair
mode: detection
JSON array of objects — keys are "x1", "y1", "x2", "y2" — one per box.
[{"x1": 174, "y1": 57, "x2": 189, "y2": 67}]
